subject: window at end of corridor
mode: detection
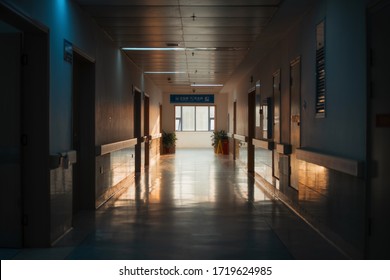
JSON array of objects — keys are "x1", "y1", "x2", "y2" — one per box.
[{"x1": 175, "y1": 106, "x2": 215, "y2": 132}]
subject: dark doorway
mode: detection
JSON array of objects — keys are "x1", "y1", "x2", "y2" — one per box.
[{"x1": 72, "y1": 50, "x2": 96, "y2": 216}]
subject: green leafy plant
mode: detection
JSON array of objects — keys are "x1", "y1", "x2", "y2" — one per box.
[
  {"x1": 211, "y1": 130, "x2": 228, "y2": 147},
  {"x1": 162, "y1": 131, "x2": 177, "y2": 148}
]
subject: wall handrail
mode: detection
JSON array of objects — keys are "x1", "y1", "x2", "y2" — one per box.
[
  {"x1": 96, "y1": 138, "x2": 138, "y2": 156},
  {"x1": 276, "y1": 143, "x2": 292, "y2": 155},
  {"x1": 252, "y1": 138, "x2": 274, "y2": 150},
  {"x1": 296, "y1": 148, "x2": 364, "y2": 177},
  {"x1": 233, "y1": 134, "x2": 247, "y2": 142},
  {"x1": 150, "y1": 133, "x2": 162, "y2": 140}
]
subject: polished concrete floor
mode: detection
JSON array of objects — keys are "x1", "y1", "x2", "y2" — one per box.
[{"x1": 0, "y1": 149, "x2": 345, "y2": 260}]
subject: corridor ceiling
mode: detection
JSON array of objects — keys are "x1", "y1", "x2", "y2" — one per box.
[{"x1": 75, "y1": 0, "x2": 282, "y2": 94}]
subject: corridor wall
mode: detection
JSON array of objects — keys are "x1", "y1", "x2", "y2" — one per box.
[
  {"x1": 3, "y1": 0, "x2": 162, "y2": 245},
  {"x1": 226, "y1": 0, "x2": 368, "y2": 258}
]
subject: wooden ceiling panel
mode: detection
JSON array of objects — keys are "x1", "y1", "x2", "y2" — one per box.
[
  {"x1": 184, "y1": 41, "x2": 252, "y2": 48},
  {"x1": 183, "y1": 26, "x2": 263, "y2": 35},
  {"x1": 75, "y1": 0, "x2": 281, "y2": 93},
  {"x1": 77, "y1": 0, "x2": 179, "y2": 5},
  {"x1": 78, "y1": 0, "x2": 281, "y2": 5},
  {"x1": 106, "y1": 26, "x2": 184, "y2": 35},
  {"x1": 111, "y1": 34, "x2": 184, "y2": 42},
  {"x1": 179, "y1": 0, "x2": 280, "y2": 5},
  {"x1": 118, "y1": 41, "x2": 184, "y2": 48},
  {"x1": 83, "y1": 6, "x2": 181, "y2": 18},
  {"x1": 95, "y1": 17, "x2": 182, "y2": 27},
  {"x1": 185, "y1": 50, "x2": 249, "y2": 57},
  {"x1": 183, "y1": 34, "x2": 257, "y2": 42},
  {"x1": 180, "y1": 6, "x2": 278, "y2": 18},
  {"x1": 182, "y1": 17, "x2": 271, "y2": 27}
]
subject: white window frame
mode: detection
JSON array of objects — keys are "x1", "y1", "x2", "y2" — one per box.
[{"x1": 175, "y1": 105, "x2": 215, "y2": 132}]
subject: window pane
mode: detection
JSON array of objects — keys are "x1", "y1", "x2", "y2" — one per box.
[
  {"x1": 196, "y1": 106, "x2": 209, "y2": 131},
  {"x1": 175, "y1": 119, "x2": 182, "y2": 131},
  {"x1": 210, "y1": 119, "x2": 215, "y2": 131},
  {"x1": 182, "y1": 106, "x2": 195, "y2": 131},
  {"x1": 210, "y1": 106, "x2": 215, "y2": 118},
  {"x1": 175, "y1": 106, "x2": 181, "y2": 117}
]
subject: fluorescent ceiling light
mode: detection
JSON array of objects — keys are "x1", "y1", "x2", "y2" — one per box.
[
  {"x1": 144, "y1": 71, "x2": 186, "y2": 74},
  {"x1": 191, "y1": 84, "x2": 224, "y2": 87},
  {"x1": 122, "y1": 47, "x2": 185, "y2": 51},
  {"x1": 187, "y1": 47, "x2": 217, "y2": 51},
  {"x1": 122, "y1": 47, "x2": 218, "y2": 51}
]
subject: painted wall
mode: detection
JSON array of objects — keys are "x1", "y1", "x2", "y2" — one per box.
[
  {"x1": 226, "y1": 0, "x2": 368, "y2": 257},
  {"x1": 6, "y1": 0, "x2": 162, "y2": 149},
  {"x1": 5, "y1": 0, "x2": 162, "y2": 243},
  {"x1": 229, "y1": 0, "x2": 367, "y2": 160},
  {"x1": 176, "y1": 132, "x2": 213, "y2": 148}
]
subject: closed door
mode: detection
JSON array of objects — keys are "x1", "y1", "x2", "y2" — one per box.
[
  {"x1": 0, "y1": 32, "x2": 22, "y2": 247},
  {"x1": 290, "y1": 58, "x2": 301, "y2": 190},
  {"x1": 72, "y1": 51, "x2": 95, "y2": 215}
]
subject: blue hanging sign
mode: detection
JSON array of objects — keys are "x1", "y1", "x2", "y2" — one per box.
[{"x1": 170, "y1": 94, "x2": 214, "y2": 104}]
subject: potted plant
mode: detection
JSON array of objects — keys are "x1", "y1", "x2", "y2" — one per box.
[
  {"x1": 162, "y1": 131, "x2": 177, "y2": 154},
  {"x1": 211, "y1": 130, "x2": 229, "y2": 155}
]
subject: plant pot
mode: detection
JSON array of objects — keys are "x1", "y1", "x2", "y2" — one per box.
[
  {"x1": 163, "y1": 145, "x2": 176, "y2": 154},
  {"x1": 222, "y1": 139, "x2": 229, "y2": 155}
]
